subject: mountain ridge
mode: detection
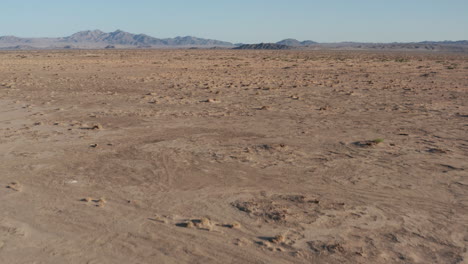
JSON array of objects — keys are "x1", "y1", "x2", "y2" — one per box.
[
  {"x1": 0, "y1": 29, "x2": 234, "y2": 48},
  {"x1": 0, "y1": 30, "x2": 467, "y2": 51},
  {"x1": 60, "y1": 29, "x2": 234, "y2": 46},
  {"x1": 276, "y1": 39, "x2": 317, "y2": 46}
]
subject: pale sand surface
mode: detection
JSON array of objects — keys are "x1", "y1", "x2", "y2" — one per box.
[{"x1": 0, "y1": 50, "x2": 467, "y2": 263}]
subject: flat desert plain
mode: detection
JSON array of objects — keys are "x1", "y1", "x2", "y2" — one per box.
[{"x1": 0, "y1": 50, "x2": 467, "y2": 264}]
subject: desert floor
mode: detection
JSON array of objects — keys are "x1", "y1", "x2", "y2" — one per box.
[{"x1": 0, "y1": 50, "x2": 467, "y2": 264}]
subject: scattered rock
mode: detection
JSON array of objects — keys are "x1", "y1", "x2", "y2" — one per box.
[
  {"x1": 223, "y1": 222, "x2": 241, "y2": 229},
  {"x1": 81, "y1": 124, "x2": 103, "y2": 130},
  {"x1": 96, "y1": 198, "x2": 106, "y2": 207},
  {"x1": 6, "y1": 182, "x2": 22, "y2": 192},
  {"x1": 233, "y1": 238, "x2": 250, "y2": 246},
  {"x1": 353, "y1": 139, "x2": 384, "y2": 147},
  {"x1": 183, "y1": 221, "x2": 195, "y2": 228},
  {"x1": 201, "y1": 98, "x2": 219, "y2": 103},
  {"x1": 270, "y1": 234, "x2": 286, "y2": 244},
  {"x1": 427, "y1": 148, "x2": 447, "y2": 154},
  {"x1": 319, "y1": 105, "x2": 329, "y2": 111},
  {"x1": 194, "y1": 217, "x2": 213, "y2": 230},
  {"x1": 308, "y1": 240, "x2": 345, "y2": 255}
]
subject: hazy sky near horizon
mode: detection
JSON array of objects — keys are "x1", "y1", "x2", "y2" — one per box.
[{"x1": 1, "y1": 0, "x2": 467, "y2": 43}]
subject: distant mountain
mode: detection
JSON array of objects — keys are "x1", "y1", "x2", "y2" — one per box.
[
  {"x1": 164, "y1": 36, "x2": 233, "y2": 46},
  {"x1": 61, "y1": 29, "x2": 234, "y2": 46},
  {"x1": 234, "y1": 43, "x2": 292, "y2": 50},
  {"x1": 417, "y1": 40, "x2": 468, "y2": 45},
  {"x1": 0, "y1": 36, "x2": 31, "y2": 43},
  {"x1": 0, "y1": 30, "x2": 467, "y2": 51},
  {"x1": 0, "y1": 30, "x2": 234, "y2": 49},
  {"x1": 307, "y1": 41, "x2": 468, "y2": 53},
  {"x1": 276, "y1": 39, "x2": 317, "y2": 46},
  {"x1": 63, "y1": 30, "x2": 107, "y2": 42},
  {"x1": 0, "y1": 44, "x2": 36, "y2": 50}
]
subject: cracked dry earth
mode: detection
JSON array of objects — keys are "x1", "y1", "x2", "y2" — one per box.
[{"x1": 0, "y1": 50, "x2": 467, "y2": 263}]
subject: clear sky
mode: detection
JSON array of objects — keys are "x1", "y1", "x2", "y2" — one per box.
[{"x1": 1, "y1": 0, "x2": 467, "y2": 43}]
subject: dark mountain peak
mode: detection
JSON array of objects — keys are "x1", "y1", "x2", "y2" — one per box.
[
  {"x1": 277, "y1": 39, "x2": 317, "y2": 46},
  {"x1": 277, "y1": 38, "x2": 301, "y2": 46},
  {"x1": 300, "y1": 40, "x2": 317, "y2": 45},
  {"x1": 165, "y1": 36, "x2": 233, "y2": 46}
]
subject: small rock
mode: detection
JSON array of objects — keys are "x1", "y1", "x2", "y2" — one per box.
[
  {"x1": 92, "y1": 124, "x2": 103, "y2": 130},
  {"x1": 319, "y1": 106, "x2": 329, "y2": 111},
  {"x1": 270, "y1": 235, "x2": 286, "y2": 244},
  {"x1": 225, "y1": 222, "x2": 241, "y2": 229},
  {"x1": 96, "y1": 198, "x2": 106, "y2": 207},
  {"x1": 201, "y1": 99, "x2": 219, "y2": 103},
  {"x1": 6, "y1": 182, "x2": 22, "y2": 192}
]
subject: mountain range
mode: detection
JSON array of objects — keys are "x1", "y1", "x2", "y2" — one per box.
[
  {"x1": 0, "y1": 30, "x2": 467, "y2": 52},
  {"x1": 63, "y1": 30, "x2": 235, "y2": 46},
  {"x1": 0, "y1": 30, "x2": 235, "y2": 49}
]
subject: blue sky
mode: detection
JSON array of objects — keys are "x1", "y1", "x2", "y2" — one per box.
[{"x1": 1, "y1": 0, "x2": 467, "y2": 43}]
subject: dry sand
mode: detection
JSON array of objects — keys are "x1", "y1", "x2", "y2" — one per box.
[{"x1": 0, "y1": 50, "x2": 467, "y2": 263}]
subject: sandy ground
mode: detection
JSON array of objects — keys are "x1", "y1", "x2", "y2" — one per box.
[{"x1": 0, "y1": 50, "x2": 467, "y2": 264}]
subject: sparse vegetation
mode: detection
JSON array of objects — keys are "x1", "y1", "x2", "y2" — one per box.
[
  {"x1": 395, "y1": 58, "x2": 410, "y2": 63},
  {"x1": 373, "y1": 138, "x2": 385, "y2": 144},
  {"x1": 0, "y1": 49, "x2": 465, "y2": 264}
]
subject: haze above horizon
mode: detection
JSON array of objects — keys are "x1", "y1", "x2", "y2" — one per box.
[{"x1": 1, "y1": 0, "x2": 467, "y2": 43}]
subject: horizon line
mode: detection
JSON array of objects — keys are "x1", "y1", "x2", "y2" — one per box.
[{"x1": 1, "y1": 29, "x2": 467, "y2": 44}]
